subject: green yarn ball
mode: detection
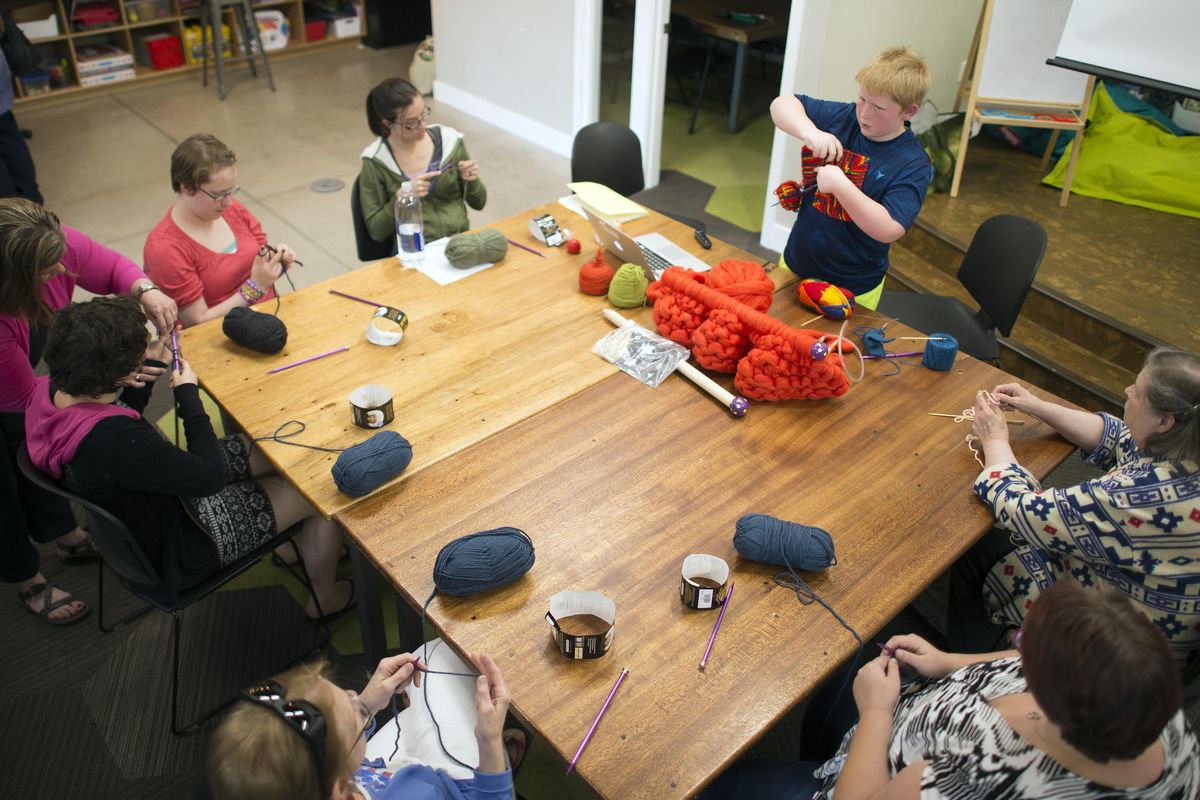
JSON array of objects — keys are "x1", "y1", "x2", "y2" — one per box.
[
  {"x1": 608, "y1": 263, "x2": 649, "y2": 308},
  {"x1": 445, "y1": 228, "x2": 508, "y2": 268}
]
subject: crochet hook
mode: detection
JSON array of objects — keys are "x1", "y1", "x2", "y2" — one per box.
[
  {"x1": 507, "y1": 238, "x2": 547, "y2": 258},
  {"x1": 329, "y1": 289, "x2": 387, "y2": 308},
  {"x1": 700, "y1": 580, "x2": 734, "y2": 669},
  {"x1": 267, "y1": 346, "x2": 350, "y2": 375},
  {"x1": 566, "y1": 667, "x2": 629, "y2": 774}
]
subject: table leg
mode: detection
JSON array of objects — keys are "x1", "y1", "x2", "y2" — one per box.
[
  {"x1": 728, "y1": 42, "x2": 748, "y2": 132},
  {"x1": 349, "y1": 543, "x2": 386, "y2": 664},
  {"x1": 395, "y1": 593, "x2": 424, "y2": 652}
]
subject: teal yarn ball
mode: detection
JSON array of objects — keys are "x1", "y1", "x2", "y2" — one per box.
[
  {"x1": 332, "y1": 431, "x2": 413, "y2": 497},
  {"x1": 733, "y1": 513, "x2": 836, "y2": 571},
  {"x1": 433, "y1": 527, "x2": 535, "y2": 596}
]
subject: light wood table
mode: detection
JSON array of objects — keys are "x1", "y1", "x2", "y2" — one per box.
[
  {"x1": 336, "y1": 299, "x2": 1076, "y2": 799},
  {"x1": 183, "y1": 202, "x2": 785, "y2": 520},
  {"x1": 671, "y1": 0, "x2": 790, "y2": 132}
]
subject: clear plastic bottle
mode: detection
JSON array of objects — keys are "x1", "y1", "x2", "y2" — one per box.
[{"x1": 395, "y1": 181, "x2": 424, "y2": 266}]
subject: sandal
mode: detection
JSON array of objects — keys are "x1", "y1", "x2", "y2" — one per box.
[
  {"x1": 502, "y1": 728, "x2": 530, "y2": 773},
  {"x1": 55, "y1": 533, "x2": 100, "y2": 564},
  {"x1": 272, "y1": 542, "x2": 349, "y2": 569},
  {"x1": 18, "y1": 582, "x2": 91, "y2": 626},
  {"x1": 308, "y1": 579, "x2": 356, "y2": 623}
]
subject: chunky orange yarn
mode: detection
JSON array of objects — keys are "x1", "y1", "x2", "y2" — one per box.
[
  {"x1": 650, "y1": 266, "x2": 856, "y2": 401},
  {"x1": 645, "y1": 259, "x2": 773, "y2": 346},
  {"x1": 578, "y1": 249, "x2": 614, "y2": 295}
]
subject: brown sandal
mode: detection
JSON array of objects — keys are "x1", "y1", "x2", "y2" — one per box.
[{"x1": 17, "y1": 582, "x2": 91, "y2": 626}]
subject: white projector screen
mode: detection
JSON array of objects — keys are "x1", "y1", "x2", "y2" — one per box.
[{"x1": 1054, "y1": 0, "x2": 1200, "y2": 97}]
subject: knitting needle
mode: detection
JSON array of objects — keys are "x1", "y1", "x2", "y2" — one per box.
[
  {"x1": 893, "y1": 336, "x2": 945, "y2": 341},
  {"x1": 798, "y1": 313, "x2": 825, "y2": 327},
  {"x1": 877, "y1": 642, "x2": 898, "y2": 657},
  {"x1": 700, "y1": 580, "x2": 735, "y2": 669},
  {"x1": 170, "y1": 326, "x2": 181, "y2": 372},
  {"x1": 329, "y1": 289, "x2": 387, "y2": 308},
  {"x1": 927, "y1": 412, "x2": 1025, "y2": 425},
  {"x1": 566, "y1": 667, "x2": 629, "y2": 775},
  {"x1": 506, "y1": 238, "x2": 547, "y2": 258},
  {"x1": 267, "y1": 346, "x2": 350, "y2": 375},
  {"x1": 862, "y1": 351, "x2": 924, "y2": 360}
]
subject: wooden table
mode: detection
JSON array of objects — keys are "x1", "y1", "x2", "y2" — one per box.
[
  {"x1": 672, "y1": 0, "x2": 790, "y2": 132},
  {"x1": 184, "y1": 202, "x2": 784, "y2": 520},
  {"x1": 336, "y1": 299, "x2": 1076, "y2": 798}
]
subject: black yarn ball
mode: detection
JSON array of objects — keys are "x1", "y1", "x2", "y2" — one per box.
[{"x1": 222, "y1": 307, "x2": 288, "y2": 354}]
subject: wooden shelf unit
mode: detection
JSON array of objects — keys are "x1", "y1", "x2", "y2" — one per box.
[{"x1": 10, "y1": 0, "x2": 365, "y2": 106}]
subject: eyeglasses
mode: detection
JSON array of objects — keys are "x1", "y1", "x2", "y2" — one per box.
[
  {"x1": 392, "y1": 107, "x2": 431, "y2": 131},
  {"x1": 344, "y1": 692, "x2": 373, "y2": 761},
  {"x1": 197, "y1": 184, "x2": 241, "y2": 202},
  {"x1": 240, "y1": 680, "x2": 327, "y2": 781}
]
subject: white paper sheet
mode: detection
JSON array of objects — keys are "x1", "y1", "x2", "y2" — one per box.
[{"x1": 410, "y1": 237, "x2": 495, "y2": 286}]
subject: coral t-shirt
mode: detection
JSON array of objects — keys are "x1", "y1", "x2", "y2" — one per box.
[{"x1": 143, "y1": 200, "x2": 272, "y2": 312}]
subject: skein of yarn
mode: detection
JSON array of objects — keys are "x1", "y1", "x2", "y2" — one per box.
[
  {"x1": 733, "y1": 513, "x2": 836, "y2": 571},
  {"x1": 332, "y1": 431, "x2": 413, "y2": 497},
  {"x1": 445, "y1": 228, "x2": 508, "y2": 268},
  {"x1": 705, "y1": 260, "x2": 774, "y2": 312},
  {"x1": 222, "y1": 306, "x2": 288, "y2": 354},
  {"x1": 433, "y1": 527, "x2": 536, "y2": 596},
  {"x1": 922, "y1": 333, "x2": 958, "y2": 371},
  {"x1": 608, "y1": 262, "x2": 649, "y2": 308},
  {"x1": 861, "y1": 327, "x2": 892, "y2": 357},
  {"x1": 578, "y1": 249, "x2": 614, "y2": 295}
]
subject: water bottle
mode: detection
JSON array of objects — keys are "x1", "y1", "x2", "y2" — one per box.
[{"x1": 395, "y1": 181, "x2": 424, "y2": 266}]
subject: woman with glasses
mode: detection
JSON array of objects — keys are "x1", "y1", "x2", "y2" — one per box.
[
  {"x1": 701, "y1": 580, "x2": 1199, "y2": 799},
  {"x1": 359, "y1": 78, "x2": 487, "y2": 249},
  {"x1": 25, "y1": 297, "x2": 353, "y2": 619},
  {"x1": 0, "y1": 198, "x2": 176, "y2": 626},
  {"x1": 209, "y1": 644, "x2": 519, "y2": 799},
  {"x1": 144, "y1": 133, "x2": 297, "y2": 327}
]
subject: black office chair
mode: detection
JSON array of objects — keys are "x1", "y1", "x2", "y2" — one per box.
[
  {"x1": 17, "y1": 449, "x2": 328, "y2": 735},
  {"x1": 351, "y1": 175, "x2": 398, "y2": 262},
  {"x1": 667, "y1": 14, "x2": 732, "y2": 134},
  {"x1": 876, "y1": 215, "x2": 1048, "y2": 363},
  {"x1": 571, "y1": 122, "x2": 708, "y2": 236}
]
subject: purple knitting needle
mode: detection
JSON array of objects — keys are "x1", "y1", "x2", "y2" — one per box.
[
  {"x1": 566, "y1": 667, "x2": 629, "y2": 775},
  {"x1": 329, "y1": 289, "x2": 387, "y2": 308},
  {"x1": 170, "y1": 327, "x2": 181, "y2": 372},
  {"x1": 699, "y1": 580, "x2": 735, "y2": 669},
  {"x1": 267, "y1": 346, "x2": 350, "y2": 374},
  {"x1": 862, "y1": 350, "x2": 924, "y2": 360},
  {"x1": 507, "y1": 238, "x2": 547, "y2": 258}
]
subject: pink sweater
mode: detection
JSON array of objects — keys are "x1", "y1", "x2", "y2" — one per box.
[
  {"x1": 24, "y1": 376, "x2": 139, "y2": 478},
  {"x1": 0, "y1": 226, "x2": 147, "y2": 412},
  {"x1": 143, "y1": 200, "x2": 272, "y2": 312}
]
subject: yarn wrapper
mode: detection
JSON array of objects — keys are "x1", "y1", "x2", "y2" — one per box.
[
  {"x1": 733, "y1": 513, "x2": 836, "y2": 571},
  {"x1": 445, "y1": 228, "x2": 508, "y2": 268},
  {"x1": 332, "y1": 431, "x2": 413, "y2": 497},
  {"x1": 646, "y1": 263, "x2": 856, "y2": 401},
  {"x1": 222, "y1": 306, "x2": 288, "y2": 354},
  {"x1": 607, "y1": 263, "x2": 649, "y2": 308},
  {"x1": 433, "y1": 527, "x2": 536, "y2": 597}
]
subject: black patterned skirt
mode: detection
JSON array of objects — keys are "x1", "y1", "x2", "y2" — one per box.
[{"x1": 184, "y1": 436, "x2": 277, "y2": 566}]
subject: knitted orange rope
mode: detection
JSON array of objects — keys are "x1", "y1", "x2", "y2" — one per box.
[{"x1": 649, "y1": 265, "x2": 856, "y2": 401}]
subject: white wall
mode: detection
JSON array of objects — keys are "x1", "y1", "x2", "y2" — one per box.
[
  {"x1": 431, "y1": 0, "x2": 600, "y2": 158},
  {"x1": 761, "y1": 0, "x2": 984, "y2": 251}
]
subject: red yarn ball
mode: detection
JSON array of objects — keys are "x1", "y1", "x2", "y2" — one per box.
[{"x1": 578, "y1": 249, "x2": 614, "y2": 295}]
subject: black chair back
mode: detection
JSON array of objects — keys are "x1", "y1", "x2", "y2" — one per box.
[
  {"x1": 571, "y1": 122, "x2": 645, "y2": 197},
  {"x1": 17, "y1": 448, "x2": 161, "y2": 588},
  {"x1": 351, "y1": 175, "x2": 398, "y2": 262},
  {"x1": 957, "y1": 214, "x2": 1047, "y2": 337}
]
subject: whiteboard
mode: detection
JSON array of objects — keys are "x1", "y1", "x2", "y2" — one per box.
[
  {"x1": 977, "y1": 0, "x2": 1089, "y2": 103},
  {"x1": 1056, "y1": 0, "x2": 1200, "y2": 93}
]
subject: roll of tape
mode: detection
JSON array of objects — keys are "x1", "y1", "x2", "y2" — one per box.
[
  {"x1": 546, "y1": 590, "x2": 615, "y2": 660},
  {"x1": 349, "y1": 384, "x2": 395, "y2": 429},
  {"x1": 366, "y1": 306, "x2": 409, "y2": 347},
  {"x1": 679, "y1": 554, "x2": 730, "y2": 610}
]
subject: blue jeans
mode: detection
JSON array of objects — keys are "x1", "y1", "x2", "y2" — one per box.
[{"x1": 698, "y1": 759, "x2": 824, "y2": 799}]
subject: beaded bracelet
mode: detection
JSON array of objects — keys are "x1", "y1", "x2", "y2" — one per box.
[{"x1": 239, "y1": 279, "x2": 264, "y2": 304}]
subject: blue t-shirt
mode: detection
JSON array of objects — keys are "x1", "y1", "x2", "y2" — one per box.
[
  {"x1": 353, "y1": 761, "x2": 512, "y2": 800},
  {"x1": 782, "y1": 95, "x2": 932, "y2": 295}
]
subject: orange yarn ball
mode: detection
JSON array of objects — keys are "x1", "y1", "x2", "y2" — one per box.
[
  {"x1": 706, "y1": 259, "x2": 774, "y2": 312},
  {"x1": 578, "y1": 249, "x2": 614, "y2": 295}
]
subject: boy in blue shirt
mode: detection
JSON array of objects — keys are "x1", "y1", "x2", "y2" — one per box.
[{"x1": 771, "y1": 47, "x2": 932, "y2": 309}]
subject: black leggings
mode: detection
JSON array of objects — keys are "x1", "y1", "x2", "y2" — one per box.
[{"x1": 946, "y1": 526, "x2": 1018, "y2": 653}]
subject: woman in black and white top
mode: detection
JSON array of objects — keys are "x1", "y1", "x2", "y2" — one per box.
[{"x1": 703, "y1": 580, "x2": 1199, "y2": 799}]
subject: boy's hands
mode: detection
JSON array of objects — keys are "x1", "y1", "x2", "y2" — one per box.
[
  {"x1": 805, "y1": 129, "x2": 844, "y2": 163},
  {"x1": 815, "y1": 163, "x2": 852, "y2": 196}
]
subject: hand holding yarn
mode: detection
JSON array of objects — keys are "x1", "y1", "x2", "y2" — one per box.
[
  {"x1": 250, "y1": 245, "x2": 284, "y2": 289},
  {"x1": 170, "y1": 358, "x2": 198, "y2": 389},
  {"x1": 852, "y1": 650, "x2": 901, "y2": 714},
  {"x1": 991, "y1": 382, "x2": 1040, "y2": 415},
  {"x1": 971, "y1": 390, "x2": 1010, "y2": 443}
]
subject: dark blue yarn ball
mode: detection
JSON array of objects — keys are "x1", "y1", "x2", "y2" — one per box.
[
  {"x1": 332, "y1": 431, "x2": 413, "y2": 497},
  {"x1": 733, "y1": 513, "x2": 836, "y2": 571},
  {"x1": 433, "y1": 527, "x2": 535, "y2": 597},
  {"x1": 922, "y1": 333, "x2": 958, "y2": 371}
]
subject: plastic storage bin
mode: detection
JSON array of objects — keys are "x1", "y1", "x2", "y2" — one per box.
[
  {"x1": 19, "y1": 69, "x2": 52, "y2": 96},
  {"x1": 12, "y1": 4, "x2": 60, "y2": 38},
  {"x1": 254, "y1": 10, "x2": 290, "y2": 51},
  {"x1": 305, "y1": 20, "x2": 327, "y2": 42}
]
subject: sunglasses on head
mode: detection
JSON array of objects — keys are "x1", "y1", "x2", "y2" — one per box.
[{"x1": 240, "y1": 680, "x2": 328, "y2": 785}]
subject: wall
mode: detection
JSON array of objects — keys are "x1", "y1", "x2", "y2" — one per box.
[
  {"x1": 431, "y1": 0, "x2": 599, "y2": 158},
  {"x1": 761, "y1": 0, "x2": 984, "y2": 251}
]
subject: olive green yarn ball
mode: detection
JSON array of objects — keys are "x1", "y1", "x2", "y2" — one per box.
[
  {"x1": 607, "y1": 263, "x2": 649, "y2": 308},
  {"x1": 446, "y1": 229, "x2": 508, "y2": 268}
]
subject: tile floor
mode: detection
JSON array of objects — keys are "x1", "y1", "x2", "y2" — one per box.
[{"x1": 17, "y1": 43, "x2": 572, "y2": 293}]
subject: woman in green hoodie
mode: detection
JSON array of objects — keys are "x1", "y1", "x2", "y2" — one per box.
[{"x1": 359, "y1": 78, "x2": 487, "y2": 249}]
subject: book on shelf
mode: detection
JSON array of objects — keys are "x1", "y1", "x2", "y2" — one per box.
[{"x1": 76, "y1": 44, "x2": 135, "y2": 75}]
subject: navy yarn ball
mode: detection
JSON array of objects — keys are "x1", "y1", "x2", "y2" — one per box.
[
  {"x1": 433, "y1": 527, "x2": 535, "y2": 597},
  {"x1": 922, "y1": 333, "x2": 958, "y2": 371},
  {"x1": 332, "y1": 431, "x2": 413, "y2": 497},
  {"x1": 733, "y1": 513, "x2": 836, "y2": 571},
  {"x1": 222, "y1": 306, "x2": 288, "y2": 354}
]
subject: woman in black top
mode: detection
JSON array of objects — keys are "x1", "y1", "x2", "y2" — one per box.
[{"x1": 26, "y1": 297, "x2": 352, "y2": 616}]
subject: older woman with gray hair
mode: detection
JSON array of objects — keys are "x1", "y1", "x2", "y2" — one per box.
[{"x1": 950, "y1": 347, "x2": 1200, "y2": 667}]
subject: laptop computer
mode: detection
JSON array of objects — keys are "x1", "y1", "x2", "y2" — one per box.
[{"x1": 581, "y1": 206, "x2": 710, "y2": 281}]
